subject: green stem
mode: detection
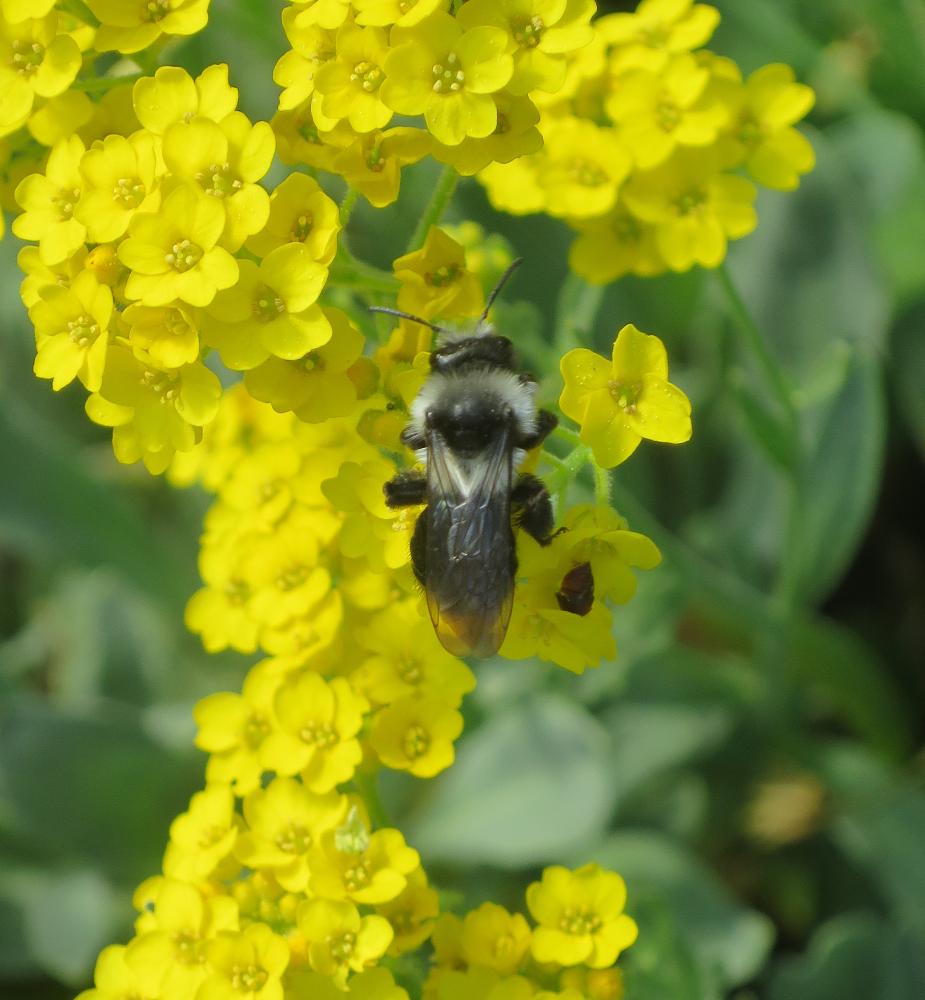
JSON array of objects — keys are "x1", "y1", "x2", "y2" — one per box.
[
  {"x1": 71, "y1": 72, "x2": 143, "y2": 94},
  {"x1": 406, "y1": 164, "x2": 458, "y2": 252},
  {"x1": 59, "y1": 0, "x2": 98, "y2": 25},
  {"x1": 552, "y1": 424, "x2": 582, "y2": 447},
  {"x1": 555, "y1": 272, "x2": 605, "y2": 354},
  {"x1": 592, "y1": 461, "x2": 611, "y2": 507},
  {"x1": 329, "y1": 247, "x2": 399, "y2": 297},
  {"x1": 355, "y1": 771, "x2": 389, "y2": 830},
  {"x1": 340, "y1": 187, "x2": 359, "y2": 226}
]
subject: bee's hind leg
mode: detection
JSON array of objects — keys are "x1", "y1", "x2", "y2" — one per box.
[
  {"x1": 512, "y1": 473, "x2": 555, "y2": 545},
  {"x1": 384, "y1": 471, "x2": 427, "y2": 508},
  {"x1": 517, "y1": 409, "x2": 557, "y2": 451}
]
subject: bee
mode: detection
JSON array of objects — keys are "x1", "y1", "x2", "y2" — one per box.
[{"x1": 373, "y1": 259, "x2": 558, "y2": 658}]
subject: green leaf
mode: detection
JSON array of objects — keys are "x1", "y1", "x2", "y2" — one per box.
[
  {"x1": 403, "y1": 695, "x2": 615, "y2": 867},
  {"x1": 591, "y1": 831, "x2": 775, "y2": 990}
]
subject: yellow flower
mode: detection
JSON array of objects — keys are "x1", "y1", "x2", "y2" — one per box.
[
  {"x1": 598, "y1": 0, "x2": 720, "y2": 73},
  {"x1": 622, "y1": 147, "x2": 757, "y2": 271},
  {"x1": 30, "y1": 269, "x2": 112, "y2": 392},
  {"x1": 133, "y1": 64, "x2": 238, "y2": 135},
  {"x1": 203, "y1": 242, "x2": 330, "y2": 370},
  {"x1": 126, "y1": 880, "x2": 238, "y2": 1000},
  {"x1": 17, "y1": 243, "x2": 86, "y2": 310},
  {"x1": 377, "y1": 868, "x2": 440, "y2": 954},
  {"x1": 381, "y1": 12, "x2": 513, "y2": 146},
  {"x1": 75, "y1": 132, "x2": 161, "y2": 242},
  {"x1": 193, "y1": 662, "x2": 286, "y2": 792},
  {"x1": 568, "y1": 204, "x2": 664, "y2": 284},
  {"x1": 394, "y1": 225, "x2": 484, "y2": 320},
  {"x1": 163, "y1": 112, "x2": 275, "y2": 250},
  {"x1": 314, "y1": 22, "x2": 393, "y2": 131},
  {"x1": 300, "y1": 899, "x2": 394, "y2": 986},
  {"x1": 85, "y1": 0, "x2": 211, "y2": 54},
  {"x1": 272, "y1": 99, "x2": 352, "y2": 171},
  {"x1": 538, "y1": 117, "x2": 631, "y2": 219},
  {"x1": 458, "y1": 0, "x2": 595, "y2": 96},
  {"x1": 527, "y1": 863, "x2": 637, "y2": 968},
  {"x1": 185, "y1": 544, "x2": 263, "y2": 655},
  {"x1": 431, "y1": 92, "x2": 542, "y2": 175},
  {"x1": 354, "y1": 0, "x2": 447, "y2": 29},
  {"x1": 75, "y1": 944, "x2": 162, "y2": 1000},
  {"x1": 86, "y1": 347, "x2": 223, "y2": 471},
  {"x1": 121, "y1": 303, "x2": 200, "y2": 369},
  {"x1": 311, "y1": 826, "x2": 420, "y2": 904},
  {"x1": 274, "y1": 14, "x2": 336, "y2": 111},
  {"x1": 119, "y1": 183, "x2": 239, "y2": 307},
  {"x1": 262, "y1": 672, "x2": 368, "y2": 792},
  {"x1": 729, "y1": 63, "x2": 815, "y2": 190},
  {"x1": 235, "y1": 776, "x2": 348, "y2": 892},
  {"x1": 248, "y1": 173, "x2": 340, "y2": 263},
  {"x1": 243, "y1": 306, "x2": 364, "y2": 422},
  {"x1": 461, "y1": 902, "x2": 531, "y2": 975},
  {"x1": 478, "y1": 155, "x2": 547, "y2": 216},
  {"x1": 606, "y1": 54, "x2": 728, "y2": 169},
  {"x1": 13, "y1": 134, "x2": 85, "y2": 265},
  {"x1": 0, "y1": 12, "x2": 81, "y2": 135},
  {"x1": 200, "y1": 924, "x2": 290, "y2": 1000},
  {"x1": 333, "y1": 125, "x2": 432, "y2": 207},
  {"x1": 163, "y1": 785, "x2": 241, "y2": 882},
  {"x1": 369, "y1": 695, "x2": 463, "y2": 777},
  {"x1": 560, "y1": 323, "x2": 692, "y2": 468}
]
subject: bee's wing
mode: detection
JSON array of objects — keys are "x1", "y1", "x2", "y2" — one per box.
[{"x1": 424, "y1": 426, "x2": 515, "y2": 658}]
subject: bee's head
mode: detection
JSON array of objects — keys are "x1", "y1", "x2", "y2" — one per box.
[{"x1": 430, "y1": 333, "x2": 515, "y2": 374}]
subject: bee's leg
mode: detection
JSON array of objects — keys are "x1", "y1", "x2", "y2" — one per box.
[
  {"x1": 512, "y1": 473, "x2": 555, "y2": 545},
  {"x1": 410, "y1": 508, "x2": 427, "y2": 585},
  {"x1": 384, "y1": 471, "x2": 427, "y2": 508},
  {"x1": 517, "y1": 409, "x2": 558, "y2": 451},
  {"x1": 400, "y1": 426, "x2": 426, "y2": 449}
]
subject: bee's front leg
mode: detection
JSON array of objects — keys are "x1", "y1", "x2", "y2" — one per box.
[
  {"x1": 512, "y1": 473, "x2": 555, "y2": 545},
  {"x1": 384, "y1": 470, "x2": 427, "y2": 508},
  {"x1": 518, "y1": 409, "x2": 558, "y2": 451}
]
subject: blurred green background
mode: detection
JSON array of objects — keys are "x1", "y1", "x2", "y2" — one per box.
[{"x1": 2, "y1": 1, "x2": 925, "y2": 998}]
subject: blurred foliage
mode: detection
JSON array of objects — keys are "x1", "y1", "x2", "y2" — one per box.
[{"x1": 2, "y1": 0, "x2": 925, "y2": 998}]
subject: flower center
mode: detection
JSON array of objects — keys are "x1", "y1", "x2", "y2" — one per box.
[
  {"x1": 196, "y1": 161, "x2": 242, "y2": 198},
  {"x1": 172, "y1": 930, "x2": 203, "y2": 965},
  {"x1": 328, "y1": 931, "x2": 356, "y2": 961},
  {"x1": 738, "y1": 114, "x2": 763, "y2": 146},
  {"x1": 112, "y1": 176, "x2": 146, "y2": 208},
  {"x1": 612, "y1": 213, "x2": 641, "y2": 244},
  {"x1": 253, "y1": 284, "x2": 286, "y2": 322},
  {"x1": 432, "y1": 52, "x2": 465, "y2": 94},
  {"x1": 513, "y1": 15, "x2": 544, "y2": 49},
  {"x1": 656, "y1": 99, "x2": 681, "y2": 132},
  {"x1": 298, "y1": 121, "x2": 322, "y2": 144},
  {"x1": 165, "y1": 239, "x2": 203, "y2": 272},
  {"x1": 275, "y1": 823, "x2": 312, "y2": 854},
  {"x1": 244, "y1": 712, "x2": 269, "y2": 748},
  {"x1": 674, "y1": 186, "x2": 707, "y2": 215},
  {"x1": 398, "y1": 658, "x2": 422, "y2": 685},
  {"x1": 608, "y1": 379, "x2": 642, "y2": 412},
  {"x1": 11, "y1": 39, "x2": 44, "y2": 75},
  {"x1": 277, "y1": 563, "x2": 309, "y2": 589},
  {"x1": 142, "y1": 0, "x2": 170, "y2": 24},
  {"x1": 343, "y1": 861, "x2": 371, "y2": 892},
  {"x1": 54, "y1": 187, "x2": 81, "y2": 221},
  {"x1": 427, "y1": 263, "x2": 460, "y2": 287},
  {"x1": 351, "y1": 59, "x2": 383, "y2": 92},
  {"x1": 230, "y1": 964, "x2": 268, "y2": 993},
  {"x1": 570, "y1": 158, "x2": 608, "y2": 187},
  {"x1": 224, "y1": 577, "x2": 250, "y2": 606},
  {"x1": 639, "y1": 23, "x2": 669, "y2": 48},
  {"x1": 299, "y1": 721, "x2": 338, "y2": 747},
  {"x1": 198, "y1": 823, "x2": 228, "y2": 848},
  {"x1": 300, "y1": 351, "x2": 324, "y2": 373},
  {"x1": 559, "y1": 906, "x2": 602, "y2": 935},
  {"x1": 402, "y1": 724, "x2": 430, "y2": 760},
  {"x1": 141, "y1": 368, "x2": 180, "y2": 403},
  {"x1": 291, "y1": 212, "x2": 314, "y2": 241},
  {"x1": 66, "y1": 314, "x2": 99, "y2": 348}
]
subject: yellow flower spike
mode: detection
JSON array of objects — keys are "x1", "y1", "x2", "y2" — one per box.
[
  {"x1": 30, "y1": 269, "x2": 112, "y2": 393},
  {"x1": 0, "y1": 12, "x2": 81, "y2": 134},
  {"x1": 121, "y1": 303, "x2": 200, "y2": 370},
  {"x1": 133, "y1": 64, "x2": 238, "y2": 136},
  {"x1": 119, "y1": 184, "x2": 239, "y2": 308},
  {"x1": 75, "y1": 132, "x2": 161, "y2": 243},
  {"x1": 13, "y1": 133, "x2": 86, "y2": 265},
  {"x1": 381, "y1": 12, "x2": 514, "y2": 146},
  {"x1": 200, "y1": 923, "x2": 290, "y2": 1000},
  {"x1": 125, "y1": 880, "x2": 239, "y2": 1000},
  {"x1": 314, "y1": 22, "x2": 393, "y2": 132},
  {"x1": 460, "y1": 902, "x2": 532, "y2": 976},
  {"x1": 85, "y1": 0, "x2": 211, "y2": 55},
  {"x1": 333, "y1": 125, "x2": 432, "y2": 208},
  {"x1": 622, "y1": 147, "x2": 757, "y2": 271},
  {"x1": 248, "y1": 172, "x2": 341, "y2": 263},
  {"x1": 274, "y1": 14, "x2": 336, "y2": 111},
  {"x1": 598, "y1": 0, "x2": 721, "y2": 74},
  {"x1": 377, "y1": 868, "x2": 440, "y2": 955},
  {"x1": 354, "y1": 0, "x2": 448, "y2": 29},
  {"x1": 75, "y1": 944, "x2": 162, "y2": 1000},
  {"x1": 310, "y1": 826, "x2": 421, "y2": 904},
  {"x1": 394, "y1": 225, "x2": 484, "y2": 320},
  {"x1": 458, "y1": 0, "x2": 595, "y2": 96},
  {"x1": 568, "y1": 204, "x2": 665, "y2": 285},
  {"x1": 235, "y1": 776, "x2": 348, "y2": 892},
  {"x1": 244, "y1": 306, "x2": 365, "y2": 423},
  {"x1": 560, "y1": 323, "x2": 692, "y2": 468},
  {"x1": 193, "y1": 662, "x2": 287, "y2": 791},
  {"x1": 203, "y1": 243, "x2": 331, "y2": 370},
  {"x1": 262, "y1": 672, "x2": 368, "y2": 792},
  {"x1": 527, "y1": 863, "x2": 638, "y2": 968},
  {"x1": 298, "y1": 898, "x2": 394, "y2": 986},
  {"x1": 369, "y1": 695, "x2": 463, "y2": 778},
  {"x1": 163, "y1": 785, "x2": 242, "y2": 883}
]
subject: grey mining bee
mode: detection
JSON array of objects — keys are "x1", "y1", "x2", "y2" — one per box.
[{"x1": 372, "y1": 259, "x2": 558, "y2": 658}]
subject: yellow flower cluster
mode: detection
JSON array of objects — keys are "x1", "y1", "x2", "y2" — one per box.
[
  {"x1": 0, "y1": 0, "x2": 214, "y2": 237},
  {"x1": 478, "y1": 0, "x2": 816, "y2": 282},
  {"x1": 272, "y1": 0, "x2": 596, "y2": 206}
]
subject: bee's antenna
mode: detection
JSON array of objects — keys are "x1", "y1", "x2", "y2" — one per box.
[
  {"x1": 368, "y1": 306, "x2": 446, "y2": 333},
  {"x1": 479, "y1": 257, "x2": 524, "y2": 323}
]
